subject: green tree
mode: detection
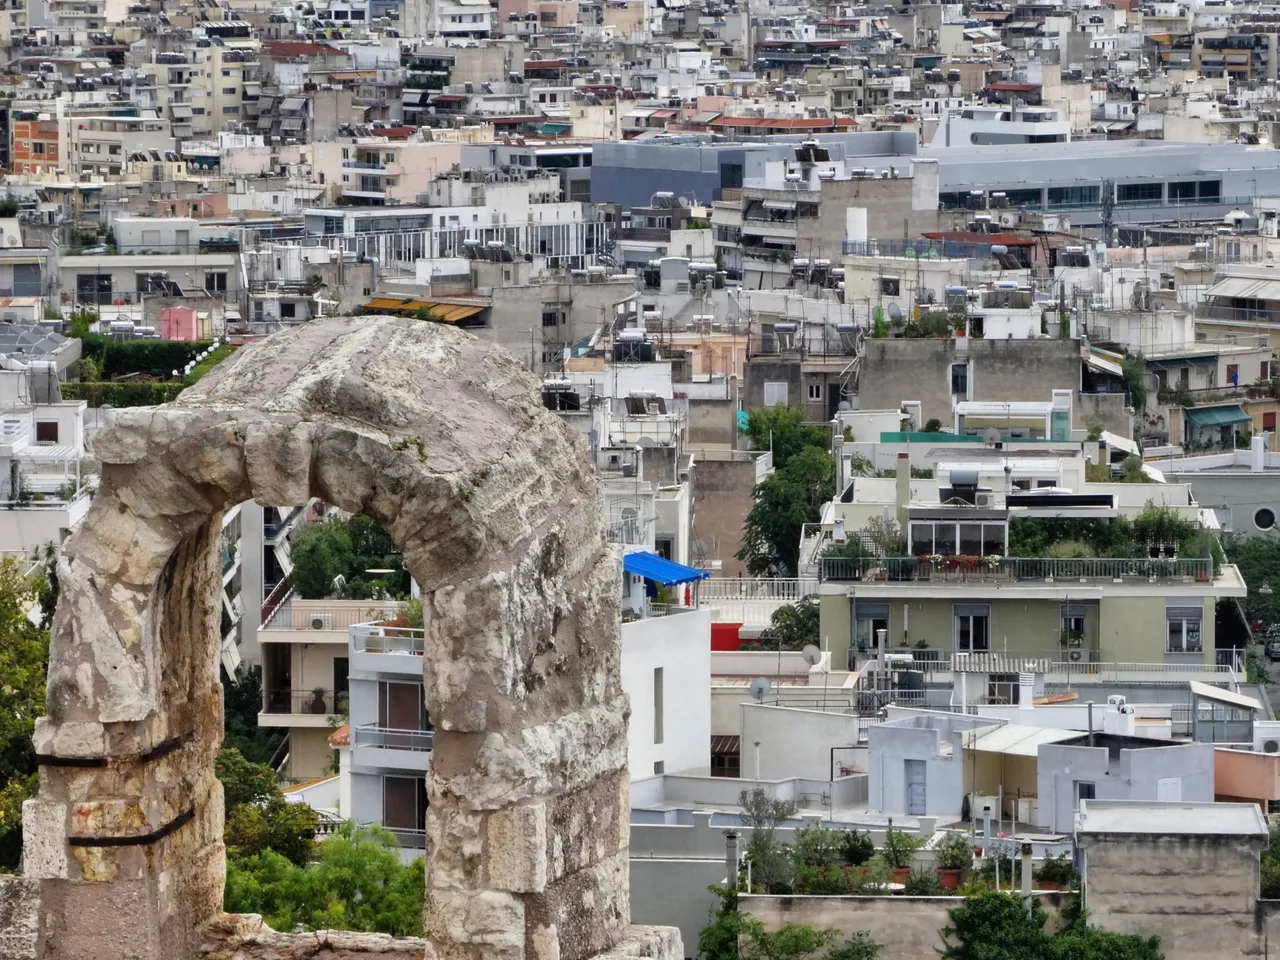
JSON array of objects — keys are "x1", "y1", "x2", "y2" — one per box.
[
  {"x1": 939, "y1": 892, "x2": 1051, "y2": 960},
  {"x1": 745, "y1": 407, "x2": 831, "y2": 473},
  {"x1": 697, "y1": 886, "x2": 749, "y2": 960},
  {"x1": 215, "y1": 747, "x2": 319, "y2": 868},
  {"x1": 738, "y1": 447, "x2": 834, "y2": 576},
  {"x1": 290, "y1": 520, "x2": 354, "y2": 598},
  {"x1": 1046, "y1": 927, "x2": 1161, "y2": 960},
  {"x1": 1122, "y1": 353, "x2": 1148, "y2": 413},
  {"x1": 1226, "y1": 535, "x2": 1280, "y2": 627},
  {"x1": 222, "y1": 670, "x2": 285, "y2": 766},
  {"x1": 740, "y1": 789, "x2": 797, "y2": 894},
  {"x1": 755, "y1": 597, "x2": 820, "y2": 651},
  {"x1": 0, "y1": 556, "x2": 50, "y2": 869},
  {"x1": 696, "y1": 887, "x2": 880, "y2": 960},
  {"x1": 224, "y1": 824, "x2": 424, "y2": 936}
]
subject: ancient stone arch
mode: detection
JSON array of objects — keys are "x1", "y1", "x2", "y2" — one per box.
[{"x1": 20, "y1": 317, "x2": 677, "y2": 960}]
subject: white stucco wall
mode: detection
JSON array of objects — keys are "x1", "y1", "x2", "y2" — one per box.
[{"x1": 621, "y1": 609, "x2": 712, "y2": 777}]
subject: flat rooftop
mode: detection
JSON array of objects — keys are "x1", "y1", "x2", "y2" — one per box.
[{"x1": 1078, "y1": 799, "x2": 1267, "y2": 837}]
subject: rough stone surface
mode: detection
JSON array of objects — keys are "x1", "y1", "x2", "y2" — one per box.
[
  {"x1": 0, "y1": 875, "x2": 39, "y2": 960},
  {"x1": 22, "y1": 318, "x2": 679, "y2": 960}
]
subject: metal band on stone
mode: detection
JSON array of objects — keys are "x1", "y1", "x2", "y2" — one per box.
[
  {"x1": 36, "y1": 731, "x2": 192, "y2": 768},
  {"x1": 67, "y1": 807, "x2": 195, "y2": 847}
]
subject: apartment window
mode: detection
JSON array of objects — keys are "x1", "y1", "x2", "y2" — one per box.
[
  {"x1": 808, "y1": 383, "x2": 822, "y2": 401},
  {"x1": 280, "y1": 302, "x2": 296, "y2": 319},
  {"x1": 950, "y1": 362, "x2": 969, "y2": 396},
  {"x1": 34, "y1": 421, "x2": 57, "y2": 443},
  {"x1": 954, "y1": 603, "x2": 990, "y2": 652},
  {"x1": 853, "y1": 602, "x2": 890, "y2": 654},
  {"x1": 222, "y1": 106, "x2": 239, "y2": 115},
  {"x1": 1227, "y1": 363, "x2": 1240, "y2": 385},
  {"x1": 384, "y1": 151, "x2": 395, "y2": 163},
  {"x1": 1061, "y1": 604, "x2": 1087, "y2": 645},
  {"x1": 221, "y1": 69, "x2": 232, "y2": 76},
  {"x1": 879, "y1": 275, "x2": 900, "y2": 296},
  {"x1": 1116, "y1": 181, "x2": 1162, "y2": 205},
  {"x1": 1166, "y1": 605, "x2": 1203, "y2": 653},
  {"x1": 342, "y1": 148, "x2": 349, "y2": 159},
  {"x1": 222, "y1": 86, "x2": 237, "y2": 94},
  {"x1": 204, "y1": 272, "x2": 227, "y2": 294},
  {"x1": 32, "y1": 142, "x2": 43, "y2": 154},
  {"x1": 1265, "y1": 412, "x2": 1277, "y2": 432},
  {"x1": 653, "y1": 667, "x2": 664, "y2": 745},
  {"x1": 1074, "y1": 781, "x2": 1096, "y2": 806},
  {"x1": 1263, "y1": 360, "x2": 1272, "y2": 380},
  {"x1": 763, "y1": 381, "x2": 788, "y2": 407},
  {"x1": 191, "y1": 108, "x2": 205, "y2": 116},
  {"x1": 541, "y1": 309, "x2": 559, "y2": 327}
]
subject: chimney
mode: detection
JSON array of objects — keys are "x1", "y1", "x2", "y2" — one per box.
[
  {"x1": 1020, "y1": 842, "x2": 1033, "y2": 899},
  {"x1": 895, "y1": 453, "x2": 910, "y2": 528},
  {"x1": 1253, "y1": 433, "x2": 1265, "y2": 473},
  {"x1": 1018, "y1": 672, "x2": 1035, "y2": 712},
  {"x1": 724, "y1": 831, "x2": 740, "y2": 892}
]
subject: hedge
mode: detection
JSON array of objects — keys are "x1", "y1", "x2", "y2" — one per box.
[
  {"x1": 61, "y1": 381, "x2": 186, "y2": 407},
  {"x1": 183, "y1": 343, "x2": 237, "y2": 385},
  {"x1": 82, "y1": 334, "x2": 214, "y2": 380}
]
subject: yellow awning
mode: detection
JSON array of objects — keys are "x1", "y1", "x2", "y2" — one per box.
[{"x1": 361, "y1": 298, "x2": 487, "y2": 323}]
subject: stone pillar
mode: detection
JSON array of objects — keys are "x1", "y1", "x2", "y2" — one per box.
[{"x1": 22, "y1": 318, "x2": 670, "y2": 960}]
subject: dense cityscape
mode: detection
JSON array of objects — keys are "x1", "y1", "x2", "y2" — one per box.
[{"x1": 0, "y1": 0, "x2": 1279, "y2": 958}]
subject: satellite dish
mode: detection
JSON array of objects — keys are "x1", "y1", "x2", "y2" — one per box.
[
  {"x1": 982, "y1": 427, "x2": 1001, "y2": 446},
  {"x1": 838, "y1": 400, "x2": 852, "y2": 411},
  {"x1": 802, "y1": 644, "x2": 822, "y2": 666},
  {"x1": 921, "y1": 288, "x2": 937, "y2": 304},
  {"x1": 887, "y1": 302, "x2": 903, "y2": 321},
  {"x1": 749, "y1": 677, "x2": 771, "y2": 702}
]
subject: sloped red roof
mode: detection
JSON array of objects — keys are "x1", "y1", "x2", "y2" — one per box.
[{"x1": 328, "y1": 723, "x2": 350, "y2": 747}]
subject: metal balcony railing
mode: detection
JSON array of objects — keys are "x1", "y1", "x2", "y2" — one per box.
[
  {"x1": 819, "y1": 555, "x2": 1214, "y2": 584},
  {"x1": 352, "y1": 724, "x2": 433, "y2": 751},
  {"x1": 699, "y1": 577, "x2": 819, "y2": 601},
  {"x1": 263, "y1": 688, "x2": 347, "y2": 715},
  {"x1": 360, "y1": 823, "x2": 426, "y2": 849},
  {"x1": 264, "y1": 603, "x2": 397, "y2": 631}
]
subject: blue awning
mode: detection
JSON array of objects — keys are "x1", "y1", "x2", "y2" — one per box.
[
  {"x1": 622, "y1": 551, "x2": 710, "y2": 586},
  {"x1": 540, "y1": 122, "x2": 571, "y2": 135}
]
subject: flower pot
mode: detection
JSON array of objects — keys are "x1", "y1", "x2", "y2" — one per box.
[
  {"x1": 890, "y1": 866, "x2": 910, "y2": 884},
  {"x1": 937, "y1": 867, "x2": 962, "y2": 891}
]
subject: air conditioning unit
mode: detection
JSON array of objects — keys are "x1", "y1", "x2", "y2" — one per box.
[
  {"x1": 309, "y1": 613, "x2": 333, "y2": 630},
  {"x1": 1255, "y1": 720, "x2": 1280, "y2": 753},
  {"x1": 974, "y1": 491, "x2": 995, "y2": 507}
]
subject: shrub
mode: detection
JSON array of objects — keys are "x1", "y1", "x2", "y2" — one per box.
[
  {"x1": 879, "y1": 825, "x2": 921, "y2": 869},
  {"x1": 60, "y1": 381, "x2": 185, "y2": 407},
  {"x1": 935, "y1": 832, "x2": 974, "y2": 871},
  {"x1": 1034, "y1": 853, "x2": 1077, "y2": 887},
  {"x1": 839, "y1": 829, "x2": 875, "y2": 866},
  {"x1": 904, "y1": 867, "x2": 942, "y2": 895}
]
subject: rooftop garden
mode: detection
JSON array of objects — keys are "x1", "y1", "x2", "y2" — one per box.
[
  {"x1": 290, "y1": 515, "x2": 411, "y2": 601},
  {"x1": 60, "y1": 323, "x2": 237, "y2": 407}
]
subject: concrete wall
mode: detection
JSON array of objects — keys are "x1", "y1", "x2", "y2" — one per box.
[
  {"x1": 630, "y1": 858, "x2": 726, "y2": 956},
  {"x1": 741, "y1": 703, "x2": 862, "y2": 782},
  {"x1": 621, "y1": 610, "x2": 712, "y2": 777},
  {"x1": 1080, "y1": 831, "x2": 1268, "y2": 960},
  {"x1": 691, "y1": 456, "x2": 759, "y2": 577},
  {"x1": 289, "y1": 726, "x2": 333, "y2": 781},
  {"x1": 867, "y1": 714, "x2": 995, "y2": 817},
  {"x1": 1216, "y1": 748, "x2": 1280, "y2": 805},
  {"x1": 857, "y1": 338, "x2": 1084, "y2": 425},
  {"x1": 687, "y1": 398, "x2": 737, "y2": 447},
  {"x1": 742, "y1": 359, "x2": 802, "y2": 413},
  {"x1": 1037, "y1": 741, "x2": 1214, "y2": 832}
]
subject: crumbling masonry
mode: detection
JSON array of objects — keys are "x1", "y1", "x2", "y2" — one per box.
[{"x1": 10, "y1": 317, "x2": 681, "y2": 960}]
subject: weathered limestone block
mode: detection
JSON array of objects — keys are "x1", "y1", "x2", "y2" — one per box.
[
  {"x1": 0, "y1": 874, "x2": 40, "y2": 960},
  {"x1": 25, "y1": 318, "x2": 679, "y2": 960}
]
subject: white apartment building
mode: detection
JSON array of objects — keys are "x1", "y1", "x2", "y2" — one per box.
[
  {"x1": 302, "y1": 174, "x2": 607, "y2": 274},
  {"x1": 147, "y1": 45, "x2": 261, "y2": 142}
]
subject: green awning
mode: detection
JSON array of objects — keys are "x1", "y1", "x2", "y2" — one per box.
[
  {"x1": 540, "y1": 122, "x2": 571, "y2": 135},
  {"x1": 1185, "y1": 405, "x2": 1250, "y2": 427}
]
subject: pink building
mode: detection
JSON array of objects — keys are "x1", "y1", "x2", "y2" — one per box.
[
  {"x1": 160, "y1": 306, "x2": 200, "y2": 341},
  {"x1": 498, "y1": 0, "x2": 577, "y2": 27}
]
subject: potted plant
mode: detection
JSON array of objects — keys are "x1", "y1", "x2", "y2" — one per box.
[
  {"x1": 839, "y1": 829, "x2": 875, "y2": 868},
  {"x1": 1034, "y1": 853, "x2": 1077, "y2": 891},
  {"x1": 879, "y1": 825, "x2": 921, "y2": 883},
  {"x1": 904, "y1": 866, "x2": 942, "y2": 895},
  {"x1": 934, "y1": 832, "x2": 973, "y2": 891},
  {"x1": 309, "y1": 687, "x2": 328, "y2": 714}
]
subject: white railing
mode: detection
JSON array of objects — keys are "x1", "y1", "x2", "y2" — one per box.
[
  {"x1": 699, "y1": 578, "x2": 819, "y2": 602},
  {"x1": 264, "y1": 602, "x2": 398, "y2": 631},
  {"x1": 352, "y1": 622, "x2": 425, "y2": 655}
]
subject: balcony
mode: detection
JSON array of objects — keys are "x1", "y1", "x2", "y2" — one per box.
[
  {"x1": 351, "y1": 723, "x2": 432, "y2": 773},
  {"x1": 359, "y1": 822, "x2": 426, "y2": 850},
  {"x1": 861, "y1": 650, "x2": 1239, "y2": 686},
  {"x1": 344, "y1": 159, "x2": 388, "y2": 170},
  {"x1": 263, "y1": 687, "x2": 346, "y2": 722},
  {"x1": 351, "y1": 621, "x2": 424, "y2": 677},
  {"x1": 820, "y1": 555, "x2": 1215, "y2": 585},
  {"x1": 263, "y1": 504, "x2": 304, "y2": 543},
  {"x1": 262, "y1": 599, "x2": 398, "y2": 637}
]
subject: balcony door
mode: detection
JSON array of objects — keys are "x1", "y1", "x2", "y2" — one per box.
[
  {"x1": 954, "y1": 603, "x2": 990, "y2": 653},
  {"x1": 378, "y1": 681, "x2": 428, "y2": 731},
  {"x1": 383, "y1": 774, "x2": 426, "y2": 834}
]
